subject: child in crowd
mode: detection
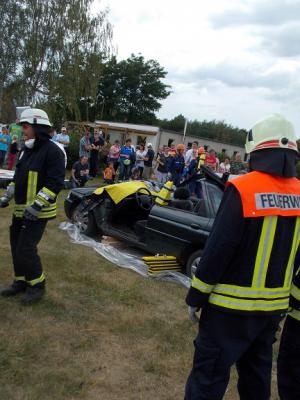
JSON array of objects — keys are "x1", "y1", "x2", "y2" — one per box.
[
  {"x1": 150, "y1": 172, "x2": 156, "y2": 181},
  {"x1": 131, "y1": 167, "x2": 141, "y2": 180},
  {"x1": 103, "y1": 162, "x2": 115, "y2": 184}
]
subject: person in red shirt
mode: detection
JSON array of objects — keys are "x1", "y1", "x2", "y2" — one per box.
[
  {"x1": 7, "y1": 135, "x2": 19, "y2": 170},
  {"x1": 205, "y1": 149, "x2": 217, "y2": 171}
]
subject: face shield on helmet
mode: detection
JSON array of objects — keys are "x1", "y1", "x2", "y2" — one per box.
[{"x1": 245, "y1": 114, "x2": 298, "y2": 154}]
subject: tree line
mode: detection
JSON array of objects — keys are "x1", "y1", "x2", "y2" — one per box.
[
  {"x1": 0, "y1": 0, "x2": 170, "y2": 127},
  {"x1": 1, "y1": 0, "x2": 113, "y2": 122},
  {"x1": 1, "y1": 0, "x2": 247, "y2": 148},
  {"x1": 158, "y1": 114, "x2": 247, "y2": 146}
]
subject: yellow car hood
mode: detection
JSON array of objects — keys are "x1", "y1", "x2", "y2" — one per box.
[{"x1": 93, "y1": 181, "x2": 157, "y2": 204}]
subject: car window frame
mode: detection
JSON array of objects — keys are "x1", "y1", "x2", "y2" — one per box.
[
  {"x1": 205, "y1": 181, "x2": 223, "y2": 217},
  {"x1": 164, "y1": 203, "x2": 198, "y2": 216},
  {"x1": 163, "y1": 180, "x2": 210, "y2": 217}
]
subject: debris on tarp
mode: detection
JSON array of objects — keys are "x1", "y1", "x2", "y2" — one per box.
[{"x1": 60, "y1": 222, "x2": 191, "y2": 288}]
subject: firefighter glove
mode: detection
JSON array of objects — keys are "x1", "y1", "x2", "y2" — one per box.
[
  {"x1": 188, "y1": 306, "x2": 200, "y2": 324},
  {"x1": 24, "y1": 201, "x2": 42, "y2": 221},
  {"x1": 6, "y1": 184, "x2": 15, "y2": 200},
  {"x1": 0, "y1": 183, "x2": 14, "y2": 208},
  {"x1": 0, "y1": 196, "x2": 9, "y2": 208}
]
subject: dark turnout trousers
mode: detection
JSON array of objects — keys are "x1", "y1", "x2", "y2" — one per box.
[
  {"x1": 10, "y1": 216, "x2": 47, "y2": 283},
  {"x1": 277, "y1": 315, "x2": 300, "y2": 400},
  {"x1": 185, "y1": 306, "x2": 282, "y2": 400}
]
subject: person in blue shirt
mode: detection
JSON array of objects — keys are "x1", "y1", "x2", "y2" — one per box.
[
  {"x1": 56, "y1": 127, "x2": 70, "y2": 150},
  {"x1": 187, "y1": 149, "x2": 203, "y2": 198},
  {"x1": 51, "y1": 130, "x2": 58, "y2": 142},
  {"x1": 119, "y1": 138, "x2": 135, "y2": 181},
  {"x1": 0, "y1": 126, "x2": 11, "y2": 168},
  {"x1": 168, "y1": 143, "x2": 185, "y2": 186},
  {"x1": 79, "y1": 130, "x2": 91, "y2": 158}
]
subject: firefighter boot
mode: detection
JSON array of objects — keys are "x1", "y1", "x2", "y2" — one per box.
[
  {"x1": 1, "y1": 280, "x2": 27, "y2": 297},
  {"x1": 21, "y1": 282, "x2": 45, "y2": 306}
]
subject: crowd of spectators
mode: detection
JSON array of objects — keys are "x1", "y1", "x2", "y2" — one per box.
[
  {"x1": 69, "y1": 131, "x2": 247, "y2": 192},
  {"x1": 0, "y1": 121, "x2": 70, "y2": 171},
  {"x1": 0, "y1": 123, "x2": 247, "y2": 194},
  {"x1": 0, "y1": 120, "x2": 23, "y2": 169}
]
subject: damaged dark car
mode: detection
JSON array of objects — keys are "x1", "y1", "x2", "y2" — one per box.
[{"x1": 64, "y1": 169, "x2": 228, "y2": 277}]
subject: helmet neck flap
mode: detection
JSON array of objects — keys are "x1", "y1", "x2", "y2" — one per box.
[{"x1": 249, "y1": 148, "x2": 298, "y2": 178}]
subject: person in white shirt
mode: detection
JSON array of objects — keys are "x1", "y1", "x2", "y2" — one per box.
[
  {"x1": 50, "y1": 129, "x2": 67, "y2": 167},
  {"x1": 219, "y1": 157, "x2": 231, "y2": 174},
  {"x1": 185, "y1": 141, "x2": 199, "y2": 165},
  {"x1": 135, "y1": 144, "x2": 147, "y2": 176}
]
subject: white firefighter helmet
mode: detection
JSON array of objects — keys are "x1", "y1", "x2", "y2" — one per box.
[
  {"x1": 246, "y1": 114, "x2": 298, "y2": 154},
  {"x1": 19, "y1": 108, "x2": 51, "y2": 127}
]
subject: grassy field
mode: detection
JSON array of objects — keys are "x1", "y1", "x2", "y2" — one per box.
[{"x1": 0, "y1": 184, "x2": 280, "y2": 400}]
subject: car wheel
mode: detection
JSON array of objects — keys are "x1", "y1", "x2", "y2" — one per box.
[
  {"x1": 72, "y1": 206, "x2": 99, "y2": 238},
  {"x1": 67, "y1": 201, "x2": 80, "y2": 221},
  {"x1": 186, "y1": 250, "x2": 203, "y2": 278}
]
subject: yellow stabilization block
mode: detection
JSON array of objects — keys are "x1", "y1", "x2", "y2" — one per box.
[
  {"x1": 148, "y1": 264, "x2": 180, "y2": 270},
  {"x1": 143, "y1": 255, "x2": 182, "y2": 275},
  {"x1": 144, "y1": 261, "x2": 180, "y2": 266},
  {"x1": 143, "y1": 255, "x2": 177, "y2": 262}
]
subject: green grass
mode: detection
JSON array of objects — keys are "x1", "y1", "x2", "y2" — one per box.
[{"x1": 0, "y1": 185, "x2": 280, "y2": 399}]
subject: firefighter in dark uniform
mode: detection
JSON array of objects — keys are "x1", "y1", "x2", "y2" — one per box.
[
  {"x1": 185, "y1": 114, "x2": 300, "y2": 400},
  {"x1": 0, "y1": 108, "x2": 65, "y2": 305},
  {"x1": 277, "y1": 268, "x2": 300, "y2": 399}
]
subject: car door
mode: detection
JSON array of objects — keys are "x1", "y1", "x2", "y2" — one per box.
[{"x1": 145, "y1": 182, "x2": 211, "y2": 258}]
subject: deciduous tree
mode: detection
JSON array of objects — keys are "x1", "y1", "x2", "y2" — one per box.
[{"x1": 96, "y1": 54, "x2": 171, "y2": 124}]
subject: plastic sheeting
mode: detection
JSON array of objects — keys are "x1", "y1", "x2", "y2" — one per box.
[{"x1": 60, "y1": 222, "x2": 191, "y2": 288}]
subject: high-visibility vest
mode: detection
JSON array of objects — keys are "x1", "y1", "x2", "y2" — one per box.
[
  {"x1": 227, "y1": 171, "x2": 300, "y2": 218},
  {"x1": 155, "y1": 181, "x2": 174, "y2": 206}
]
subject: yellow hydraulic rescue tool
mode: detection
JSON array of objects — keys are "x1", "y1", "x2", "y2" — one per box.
[
  {"x1": 148, "y1": 181, "x2": 183, "y2": 274},
  {"x1": 155, "y1": 180, "x2": 174, "y2": 206}
]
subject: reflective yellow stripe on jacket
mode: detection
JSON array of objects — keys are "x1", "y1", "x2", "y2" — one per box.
[
  {"x1": 289, "y1": 308, "x2": 300, "y2": 322},
  {"x1": 209, "y1": 294, "x2": 289, "y2": 312},
  {"x1": 14, "y1": 171, "x2": 57, "y2": 219},
  {"x1": 191, "y1": 276, "x2": 214, "y2": 294},
  {"x1": 191, "y1": 216, "x2": 300, "y2": 312}
]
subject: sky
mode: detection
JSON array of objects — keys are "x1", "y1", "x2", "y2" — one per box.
[{"x1": 97, "y1": 0, "x2": 300, "y2": 132}]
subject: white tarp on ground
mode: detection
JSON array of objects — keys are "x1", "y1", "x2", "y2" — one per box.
[{"x1": 60, "y1": 222, "x2": 191, "y2": 288}]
